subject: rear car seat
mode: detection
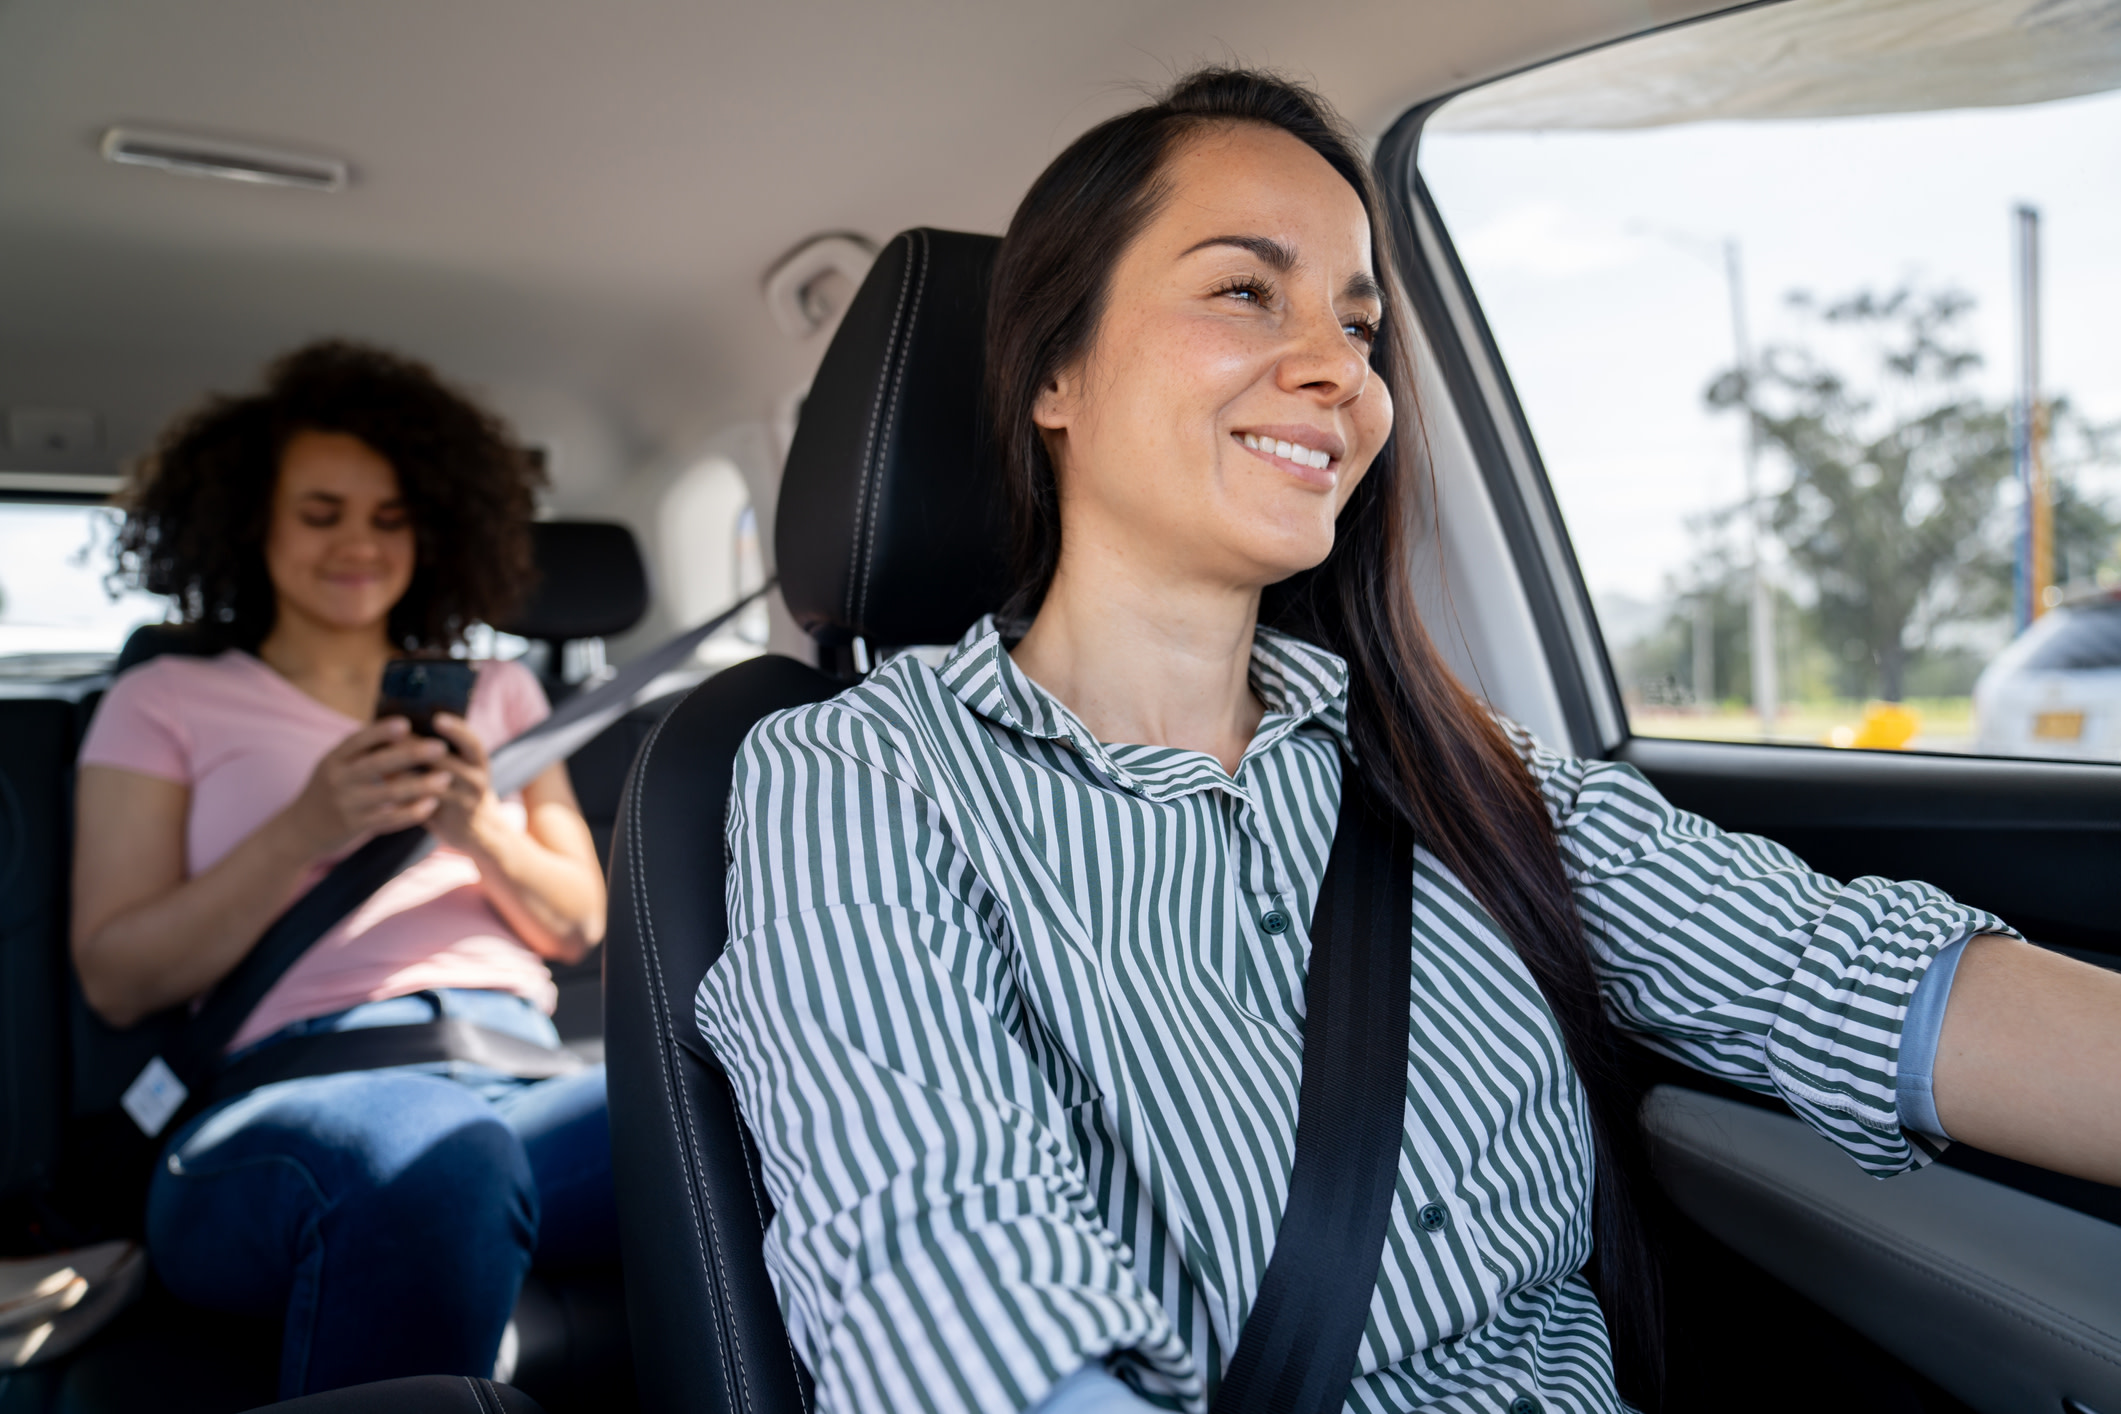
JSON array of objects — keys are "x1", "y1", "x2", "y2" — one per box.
[
  {"x1": 0, "y1": 518, "x2": 671, "y2": 1414},
  {"x1": 493, "y1": 519, "x2": 662, "y2": 1055}
]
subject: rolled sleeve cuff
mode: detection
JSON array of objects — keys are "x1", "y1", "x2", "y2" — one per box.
[
  {"x1": 1895, "y1": 932, "x2": 1972, "y2": 1144},
  {"x1": 1029, "y1": 1363, "x2": 1164, "y2": 1414}
]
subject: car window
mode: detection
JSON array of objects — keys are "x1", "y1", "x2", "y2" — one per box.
[
  {"x1": 0, "y1": 501, "x2": 168, "y2": 681},
  {"x1": 1421, "y1": 0, "x2": 2121, "y2": 764},
  {"x1": 2021, "y1": 601, "x2": 2121, "y2": 672}
]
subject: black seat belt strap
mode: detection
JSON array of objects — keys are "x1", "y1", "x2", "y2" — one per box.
[
  {"x1": 1211, "y1": 760, "x2": 1414, "y2": 1414},
  {"x1": 205, "y1": 1016, "x2": 586, "y2": 1106}
]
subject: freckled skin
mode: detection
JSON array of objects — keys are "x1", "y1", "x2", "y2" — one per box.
[
  {"x1": 1033, "y1": 121, "x2": 1394, "y2": 598},
  {"x1": 1011, "y1": 122, "x2": 1393, "y2": 772}
]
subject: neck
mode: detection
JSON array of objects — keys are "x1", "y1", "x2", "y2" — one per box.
[
  {"x1": 1011, "y1": 548, "x2": 1264, "y2": 775},
  {"x1": 257, "y1": 608, "x2": 397, "y2": 718}
]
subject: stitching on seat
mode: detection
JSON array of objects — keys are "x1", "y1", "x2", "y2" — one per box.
[
  {"x1": 730, "y1": 1091, "x2": 811, "y2": 1407},
  {"x1": 627, "y1": 718, "x2": 750, "y2": 1411},
  {"x1": 625, "y1": 711, "x2": 754, "y2": 1410},
  {"x1": 465, "y1": 1376, "x2": 501, "y2": 1414},
  {"x1": 849, "y1": 229, "x2": 926, "y2": 634},
  {"x1": 626, "y1": 713, "x2": 750, "y2": 1411},
  {"x1": 1663, "y1": 1128, "x2": 2121, "y2": 1373},
  {"x1": 846, "y1": 232, "x2": 918, "y2": 630}
]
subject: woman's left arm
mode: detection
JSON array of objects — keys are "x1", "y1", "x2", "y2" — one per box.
[
  {"x1": 1501, "y1": 719, "x2": 2018, "y2": 1179},
  {"x1": 429, "y1": 712, "x2": 607, "y2": 965},
  {"x1": 1933, "y1": 934, "x2": 2121, "y2": 1185}
]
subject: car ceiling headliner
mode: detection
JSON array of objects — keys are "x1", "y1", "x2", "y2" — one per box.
[{"x1": 0, "y1": 0, "x2": 1727, "y2": 499}]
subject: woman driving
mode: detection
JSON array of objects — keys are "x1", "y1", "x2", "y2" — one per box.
[
  {"x1": 73, "y1": 341, "x2": 612, "y2": 1398},
  {"x1": 698, "y1": 70, "x2": 2121, "y2": 1414}
]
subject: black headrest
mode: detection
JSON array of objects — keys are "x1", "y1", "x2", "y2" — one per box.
[
  {"x1": 500, "y1": 520, "x2": 650, "y2": 643},
  {"x1": 115, "y1": 623, "x2": 215, "y2": 675},
  {"x1": 776, "y1": 228, "x2": 1013, "y2": 648}
]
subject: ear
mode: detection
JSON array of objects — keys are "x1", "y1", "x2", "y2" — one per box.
[{"x1": 1031, "y1": 366, "x2": 1078, "y2": 432}]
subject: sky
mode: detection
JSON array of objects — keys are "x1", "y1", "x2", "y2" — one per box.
[{"x1": 1421, "y1": 86, "x2": 2121, "y2": 634}]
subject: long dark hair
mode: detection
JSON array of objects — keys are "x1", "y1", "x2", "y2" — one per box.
[
  {"x1": 116, "y1": 339, "x2": 544, "y2": 654},
  {"x1": 985, "y1": 67, "x2": 1662, "y2": 1402}
]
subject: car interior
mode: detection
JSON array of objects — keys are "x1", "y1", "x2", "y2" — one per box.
[{"x1": 3, "y1": 2, "x2": 2119, "y2": 1413}]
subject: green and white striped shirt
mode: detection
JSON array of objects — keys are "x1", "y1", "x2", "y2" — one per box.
[{"x1": 697, "y1": 617, "x2": 2001, "y2": 1414}]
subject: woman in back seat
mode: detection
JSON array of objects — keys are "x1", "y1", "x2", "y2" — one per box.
[{"x1": 72, "y1": 341, "x2": 613, "y2": 1398}]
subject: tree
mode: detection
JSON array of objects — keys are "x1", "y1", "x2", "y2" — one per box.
[{"x1": 1707, "y1": 286, "x2": 2016, "y2": 701}]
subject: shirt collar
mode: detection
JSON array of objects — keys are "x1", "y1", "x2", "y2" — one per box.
[{"x1": 931, "y1": 614, "x2": 1351, "y2": 800}]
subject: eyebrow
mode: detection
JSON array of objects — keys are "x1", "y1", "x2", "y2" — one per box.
[
  {"x1": 296, "y1": 490, "x2": 405, "y2": 507},
  {"x1": 1182, "y1": 234, "x2": 1384, "y2": 304}
]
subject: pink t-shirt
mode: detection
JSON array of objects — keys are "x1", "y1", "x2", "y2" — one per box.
[{"x1": 78, "y1": 650, "x2": 561, "y2": 1050}]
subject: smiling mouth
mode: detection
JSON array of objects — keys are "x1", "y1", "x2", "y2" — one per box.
[{"x1": 1236, "y1": 431, "x2": 1337, "y2": 474}]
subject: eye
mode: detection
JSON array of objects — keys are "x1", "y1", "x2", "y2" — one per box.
[
  {"x1": 1343, "y1": 313, "x2": 1381, "y2": 345},
  {"x1": 374, "y1": 507, "x2": 410, "y2": 532},
  {"x1": 1211, "y1": 275, "x2": 1275, "y2": 307}
]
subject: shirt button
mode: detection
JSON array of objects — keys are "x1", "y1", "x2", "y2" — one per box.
[
  {"x1": 1510, "y1": 1398, "x2": 1539, "y2": 1414},
  {"x1": 1260, "y1": 909, "x2": 1290, "y2": 935},
  {"x1": 1417, "y1": 1203, "x2": 1448, "y2": 1232}
]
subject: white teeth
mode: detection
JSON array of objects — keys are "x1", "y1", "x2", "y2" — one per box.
[{"x1": 1241, "y1": 433, "x2": 1330, "y2": 469}]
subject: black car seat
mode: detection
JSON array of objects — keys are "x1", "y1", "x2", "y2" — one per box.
[
  {"x1": 0, "y1": 690, "x2": 95, "y2": 1228},
  {"x1": 497, "y1": 520, "x2": 651, "y2": 711},
  {"x1": 491, "y1": 519, "x2": 653, "y2": 1047},
  {"x1": 604, "y1": 228, "x2": 1011, "y2": 1414}
]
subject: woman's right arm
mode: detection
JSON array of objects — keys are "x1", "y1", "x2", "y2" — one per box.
[{"x1": 72, "y1": 718, "x2": 451, "y2": 1027}]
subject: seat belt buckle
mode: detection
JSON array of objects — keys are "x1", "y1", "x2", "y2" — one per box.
[{"x1": 119, "y1": 1057, "x2": 188, "y2": 1137}]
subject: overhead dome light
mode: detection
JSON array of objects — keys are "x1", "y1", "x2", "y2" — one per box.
[{"x1": 100, "y1": 126, "x2": 349, "y2": 191}]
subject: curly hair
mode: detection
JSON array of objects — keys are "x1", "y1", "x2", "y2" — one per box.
[{"x1": 114, "y1": 339, "x2": 546, "y2": 653}]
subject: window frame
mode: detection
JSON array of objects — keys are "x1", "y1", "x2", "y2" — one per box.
[{"x1": 1375, "y1": 102, "x2": 1627, "y2": 759}]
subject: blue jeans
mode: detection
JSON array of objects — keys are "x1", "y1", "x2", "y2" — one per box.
[{"x1": 146, "y1": 989, "x2": 617, "y2": 1398}]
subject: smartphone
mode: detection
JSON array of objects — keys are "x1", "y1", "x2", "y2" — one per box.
[{"x1": 376, "y1": 658, "x2": 476, "y2": 740}]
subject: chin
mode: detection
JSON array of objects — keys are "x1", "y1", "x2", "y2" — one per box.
[
  {"x1": 306, "y1": 598, "x2": 397, "y2": 633},
  {"x1": 1238, "y1": 524, "x2": 1338, "y2": 586}
]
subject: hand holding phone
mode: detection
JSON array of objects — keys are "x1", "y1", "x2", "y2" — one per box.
[{"x1": 376, "y1": 658, "x2": 476, "y2": 741}]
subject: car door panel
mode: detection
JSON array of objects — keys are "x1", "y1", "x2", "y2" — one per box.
[{"x1": 1646, "y1": 1085, "x2": 2121, "y2": 1414}]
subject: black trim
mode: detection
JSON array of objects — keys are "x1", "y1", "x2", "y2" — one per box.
[
  {"x1": 0, "y1": 488, "x2": 120, "y2": 506},
  {"x1": 1374, "y1": 106, "x2": 1620, "y2": 756}
]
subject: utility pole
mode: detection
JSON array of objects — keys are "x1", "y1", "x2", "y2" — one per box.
[
  {"x1": 1726, "y1": 239, "x2": 1779, "y2": 735},
  {"x1": 2014, "y1": 205, "x2": 2052, "y2": 627},
  {"x1": 1692, "y1": 594, "x2": 1714, "y2": 712}
]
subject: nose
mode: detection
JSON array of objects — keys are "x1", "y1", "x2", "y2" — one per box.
[
  {"x1": 329, "y1": 515, "x2": 393, "y2": 563},
  {"x1": 1277, "y1": 298, "x2": 1371, "y2": 407}
]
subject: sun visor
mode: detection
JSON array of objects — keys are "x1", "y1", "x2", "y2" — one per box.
[{"x1": 1430, "y1": 0, "x2": 2121, "y2": 132}]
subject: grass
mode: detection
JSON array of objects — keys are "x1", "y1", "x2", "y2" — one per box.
[{"x1": 1628, "y1": 697, "x2": 1979, "y2": 752}]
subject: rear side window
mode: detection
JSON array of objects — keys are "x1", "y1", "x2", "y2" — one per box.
[
  {"x1": 2022, "y1": 603, "x2": 2121, "y2": 672},
  {"x1": 1422, "y1": 0, "x2": 2121, "y2": 763},
  {"x1": 0, "y1": 502, "x2": 168, "y2": 681}
]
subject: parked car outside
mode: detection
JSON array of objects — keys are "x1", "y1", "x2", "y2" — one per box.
[{"x1": 1974, "y1": 588, "x2": 2121, "y2": 761}]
